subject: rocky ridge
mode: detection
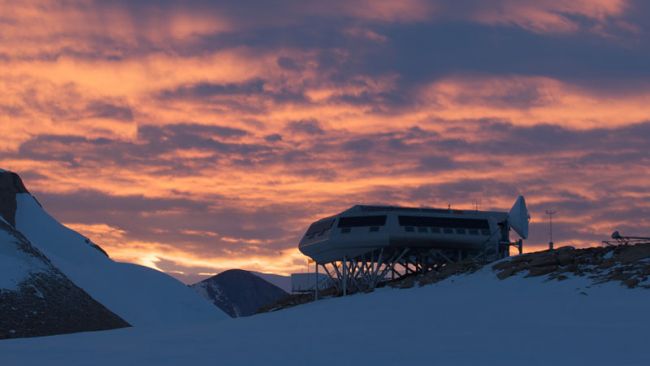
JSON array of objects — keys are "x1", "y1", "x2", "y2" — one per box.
[{"x1": 260, "y1": 243, "x2": 650, "y2": 314}]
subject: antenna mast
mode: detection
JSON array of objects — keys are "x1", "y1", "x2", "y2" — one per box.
[{"x1": 545, "y1": 210, "x2": 557, "y2": 250}]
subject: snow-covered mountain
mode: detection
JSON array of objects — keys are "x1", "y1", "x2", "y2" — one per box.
[
  {"x1": 192, "y1": 269, "x2": 288, "y2": 317},
  {"x1": 251, "y1": 271, "x2": 292, "y2": 293},
  {"x1": 0, "y1": 170, "x2": 227, "y2": 334},
  {"x1": 0, "y1": 218, "x2": 129, "y2": 339}
]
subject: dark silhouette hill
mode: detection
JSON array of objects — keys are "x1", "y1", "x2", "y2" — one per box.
[{"x1": 192, "y1": 269, "x2": 289, "y2": 317}]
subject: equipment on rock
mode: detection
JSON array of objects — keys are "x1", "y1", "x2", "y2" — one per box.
[{"x1": 603, "y1": 231, "x2": 650, "y2": 246}]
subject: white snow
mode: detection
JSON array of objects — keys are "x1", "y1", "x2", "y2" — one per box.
[
  {"x1": 0, "y1": 228, "x2": 47, "y2": 290},
  {"x1": 252, "y1": 271, "x2": 292, "y2": 293},
  {"x1": 14, "y1": 193, "x2": 228, "y2": 326},
  {"x1": 0, "y1": 266, "x2": 648, "y2": 365}
]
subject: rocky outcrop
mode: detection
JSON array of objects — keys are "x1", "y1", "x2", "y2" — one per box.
[
  {"x1": 0, "y1": 219, "x2": 130, "y2": 340},
  {"x1": 492, "y1": 244, "x2": 650, "y2": 288},
  {"x1": 259, "y1": 243, "x2": 650, "y2": 315},
  {"x1": 0, "y1": 170, "x2": 29, "y2": 226}
]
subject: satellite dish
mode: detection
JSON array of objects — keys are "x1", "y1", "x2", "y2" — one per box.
[
  {"x1": 611, "y1": 231, "x2": 621, "y2": 239},
  {"x1": 508, "y1": 195, "x2": 530, "y2": 239}
]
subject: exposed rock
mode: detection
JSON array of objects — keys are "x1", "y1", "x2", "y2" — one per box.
[
  {"x1": 624, "y1": 278, "x2": 640, "y2": 288},
  {"x1": 616, "y1": 245, "x2": 650, "y2": 264},
  {"x1": 493, "y1": 244, "x2": 650, "y2": 288},
  {"x1": 260, "y1": 243, "x2": 650, "y2": 315},
  {"x1": 257, "y1": 287, "x2": 339, "y2": 314},
  {"x1": 496, "y1": 267, "x2": 517, "y2": 280},
  {"x1": 557, "y1": 247, "x2": 576, "y2": 266},
  {"x1": 527, "y1": 265, "x2": 558, "y2": 277},
  {"x1": 0, "y1": 171, "x2": 29, "y2": 226},
  {"x1": 529, "y1": 254, "x2": 558, "y2": 268},
  {"x1": 393, "y1": 276, "x2": 416, "y2": 289}
]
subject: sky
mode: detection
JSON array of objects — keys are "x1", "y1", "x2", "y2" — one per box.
[{"x1": 1, "y1": 0, "x2": 649, "y2": 284}]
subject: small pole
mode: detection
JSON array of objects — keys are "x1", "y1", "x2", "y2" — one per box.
[
  {"x1": 314, "y1": 263, "x2": 319, "y2": 301},
  {"x1": 342, "y1": 256, "x2": 347, "y2": 296},
  {"x1": 545, "y1": 210, "x2": 557, "y2": 250}
]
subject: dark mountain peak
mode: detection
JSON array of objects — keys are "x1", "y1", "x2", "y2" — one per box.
[
  {"x1": 207, "y1": 269, "x2": 257, "y2": 281},
  {"x1": 0, "y1": 169, "x2": 30, "y2": 226},
  {"x1": 192, "y1": 269, "x2": 289, "y2": 317}
]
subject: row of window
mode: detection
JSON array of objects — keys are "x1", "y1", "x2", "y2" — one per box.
[
  {"x1": 306, "y1": 215, "x2": 491, "y2": 239},
  {"x1": 397, "y1": 216, "x2": 489, "y2": 229},
  {"x1": 403, "y1": 226, "x2": 490, "y2": 236},
  {"x1": 358, "y1": 205, "x2": 466, "y2": 214},
  {"x1": 337, "y1": 215, "x2": 387, "y2": 228},
  {"x1": 339, "y1": 226, "x2": 490, "y2": 236}
]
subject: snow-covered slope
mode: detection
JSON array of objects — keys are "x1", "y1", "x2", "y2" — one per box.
[
  {"x1": 192, "y1": 269, "x2": 288, "y2": 317},
  {"x1": 1, "y1": 264, "x2": 648, "y2": 365},
  {"x1": 251, "y1": 271, "x2": 292, "y2": 293},
  {"x1": 0, "y1": 218, "x2": 129, "y2": 339},
  {"x1": 14, "y1": 193, "x2": 227, "y2": 326},
  {"x1": 9, "y1": 178, "x2": 227, "y2": 326}
]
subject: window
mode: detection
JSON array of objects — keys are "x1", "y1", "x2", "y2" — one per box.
[
  {"x1": 338, "y1": 215, "x2": 387, "y2": 228},
  {"x1": 430, "y1": 227, "x2": 441, "y2": 233},
  {"x1": 481, "y1": 229, "x2": 491, "y2": 236},
  {"x1": 456, "y1": 228, "x2": 466, "y2": 235},
  {"x1": 398, "y1": 216, "x2": 489, "y2": 230},
  {"x1": 469, "y1": 229, "x2": 479, "y2": 235},
  {"x1": 443, "y1": 228, "x2": 454, "y2": 234},
  {"x1": 341, "y1": 227, "x2": 351, "y2": 234},
  {"x1": 305, "y1": 218, "x2": 335, "y2": 237},
  {"x1": 405, "y1": 226, "x2": 415, "y2": 232},
  {"x1": 418, "y1": 227, "x2": 428, "y2": 233},
  {"x1": 369, "y1": 226, "x2": 379, "y2": 232}
]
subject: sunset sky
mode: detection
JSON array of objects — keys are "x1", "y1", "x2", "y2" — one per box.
[{"x1": 1, "y1": 0, "x2": 649, "y2": 284}]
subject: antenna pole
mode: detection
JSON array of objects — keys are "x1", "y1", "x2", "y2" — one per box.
[{"x1": 545, "y1": 210, "x2": 557, "y2": 250}]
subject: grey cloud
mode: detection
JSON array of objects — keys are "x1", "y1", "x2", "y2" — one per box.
[
  {"x1": 264, "y1": 133, "x2": 283, "y2": 142},
  {"x1": 286, "y1": 119, "x2": 325, "y2": 135},
  {"x1": 85, "y1": 101, "x2": 134, "y2": 121},
  {"x1": 158, "y1": 79, "x2": 266, "y2": 100}
]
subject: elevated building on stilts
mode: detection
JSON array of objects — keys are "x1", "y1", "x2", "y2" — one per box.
[{"x1": 295, "y1": 196, "x2": 530, "y2": 295}]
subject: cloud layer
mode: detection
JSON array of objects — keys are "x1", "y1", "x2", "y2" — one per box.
[{"x1": 2, "y1": 0, "x2": 649, "y2": 283}]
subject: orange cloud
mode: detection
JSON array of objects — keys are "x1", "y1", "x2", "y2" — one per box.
[
  {"x1": 461, "y1": 0, "x2": 630, "y2": 34},
  {"x1": 418, "y1": 75, "x2": 650, "y2": 129}
]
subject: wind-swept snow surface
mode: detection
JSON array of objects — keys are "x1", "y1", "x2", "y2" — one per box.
[
  {"x1": 0, "y1": 227, "x2": 46, "y2": 291},
  {"x1": 1, "y1": 267, "x2": 648, "y2": 365},
  {"x1": 14, "y1": 194, "x2": 227, "y2": 326},
  {"x1": 252, "y1": 271, "x2": 292, "y2": 293}
]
